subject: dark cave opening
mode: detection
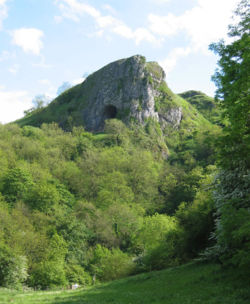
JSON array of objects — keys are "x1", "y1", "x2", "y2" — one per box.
[{"x1": 104, "y1": 105, "x2": 117, "y2": 119}]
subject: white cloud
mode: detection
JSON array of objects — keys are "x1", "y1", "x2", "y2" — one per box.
[
  {"x1": 8, "y1": 64, "x2": 20, "y2": 75},
  {"x1": 150, "y1": 0, "x2": 239, "y2": 76},
  {"x1": 56, "y1": 77, "x2": 85, "y2": 95},
  {"x1": 0, "y1": 50, "x2": 14, "y2": 62},
  {"x1": 112, "y1": 24, "x2": 133, "y2": 39},
  {"x1": 55, "y1": 0, "x2": 161, "y2": 46},
  {"x1": 32, "y1": 55, "x2": 53, "y2": 68},
  {"x1": 0, "y1": 89, "x2": 32, "y2": 123},
  {"x1": 38, "y1": 79, "x2": 57, "y2": 98},
  {"x1": 11, "y1": 28, "x2": 44, "y2": 55},
  {"x1": 148, "y1": 13, "x2": 180, "y2": 37},
  {"x1": 39, "y1": 79, "x2": 51, "y2": 86},
  {"x1": 149, "y1": 0, "x2": 239, "y2": 52},
  {"x1": 180, "y1": 0, "x2": 238, "y2": 52},
  {"x1": 54, "y1": 15, "x2": 63, "y2": 23},
  {"x1": 71, "y1": 77, "x2": 85, "y2": 86},
  {"x1": 160, "y1": 47, "x2": 191, "y2": 75},
  {"x1": 55, "y1": 0, "x2": 100, "y2": 22},
  {"x1": 0, "y1": 0, "x2": 8, "y2": 30},
  {"x1": 134, "y1": 28, "x2": 161, "y2": 46},
  {"x1": 102, "y1": 4, "x2": 117, "y2": 15}
]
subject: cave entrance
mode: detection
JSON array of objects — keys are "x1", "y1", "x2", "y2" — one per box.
[{"x1": 104, "y1": 105, "x2": 117, "y2": 119}]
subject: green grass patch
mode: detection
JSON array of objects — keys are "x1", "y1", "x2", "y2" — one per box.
[
  {"x1": 1, "y1": 262, "x2": 249, "y2": 304},
  {"x1": 146, "y1": 62, "x2": 164, "y2": 80}
]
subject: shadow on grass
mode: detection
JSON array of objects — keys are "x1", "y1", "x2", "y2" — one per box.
[{"x1": 20, "y1": 263, "x2": 250, "y2": 304}]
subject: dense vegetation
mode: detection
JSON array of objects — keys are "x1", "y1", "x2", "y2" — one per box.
[
  {"x1": 0, "y1": 117, "x2": 218, "y2": 289},
  {"x1": 208, "y1": 0, "x2": 250, "y2": 274},
  {"x1": 178, "y1": 90, "x2": 221, "y2": 124},
  {"x1": 1, "y1": 262, "x2": 250, "y2": 304},
  {"x1": 0, "y1": 0, "x2": 248, "y2": 296}
]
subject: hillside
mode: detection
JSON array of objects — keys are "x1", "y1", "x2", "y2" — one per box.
[
  {"x1": 0, "y1": 113, "x2": 219, "y2": 290},
  {"x1": 1, "y1": 262, "x2": 249, "y2": 304},
  {"x1": 179, "y1": 90, "x2": 221, "y2": 124},
  {"x1": 0, "y1": 55, "x2": 221, "y2": 291},
  {"x1": 1, "y1": 0, "x2": 249, "y2": 296},
  {"x1": 16, "y1": 55, "x2": 211, "y2": 135},
  {"x1": 15, "y1": 55, "x2": 218, "y2": 161}
]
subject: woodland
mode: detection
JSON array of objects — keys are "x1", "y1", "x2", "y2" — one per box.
[{"x1": 0, "y1": 0, "x2": 249, "y2": 293}]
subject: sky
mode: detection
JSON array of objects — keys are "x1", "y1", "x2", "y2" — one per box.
[{"x1": 0, "y1": 0, "x2": 240, "y2": 123}]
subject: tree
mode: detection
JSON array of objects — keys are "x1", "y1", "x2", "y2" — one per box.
[
  {"x1": 90, "y1": 245, "x2": 134, "y2": 282},
  {"x1": 2, "y1": 167, "x2": 34, "y2": 205},
  {"x1": 209, "y1": 0, "x2": 250, "y2": 272},
  {"x1": 0, "y1": 245, "x2": 28, "y2": 289},
  {"x1": 57, "y1": 82, "x2": 72, "y2": 96},
  {"x1": 29, "y1": 234, "x2": 68, "y2": 289},
  {"x1": 175, "y1": 167, "x2": 216, "y2": 257},
  {"x1": 137, "y1": 215, "x2": 185, "y2": 271},
  {"x1": 24, "y1": 94, "x2": 50, "y2": 116},
  {"x1": 32, "y1": 94, "x2": 51, "y2": 109}
]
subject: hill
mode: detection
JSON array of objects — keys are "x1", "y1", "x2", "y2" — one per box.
[
  {"x1": 16, "y1": 55, "x2": 211, "y2": 135},
  {"x1": 179, "y1": 90, "x2": 220, "y2": 124},
  {"x1": 15, "y1": 55, "x2": 218, "y2": 161},
  {"x1": 1, "y1": 262, "x2": 249, "y2": 304},
  {"x1": 0, "y1": 55, "x2": 221, "y2": 291}
]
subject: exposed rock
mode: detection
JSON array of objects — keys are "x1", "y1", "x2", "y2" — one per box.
[
  {"x1": 159, "y1": 107, "x2": 182, "y2": 129},
  {"x1": 17, "y1": 55, "x2": 188, "y2": 132},
  {"x1": 80, "y1": 55, "x2": 165, "y2": 131}
]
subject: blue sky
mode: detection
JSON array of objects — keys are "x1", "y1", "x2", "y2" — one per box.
[{"x1": 0, "y1": 0, "x2": 239, "y2": 123}]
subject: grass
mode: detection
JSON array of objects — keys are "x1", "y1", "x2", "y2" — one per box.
[
  {"x1": 1, "y1": 262, "x2": 249, "y2": 304},
  {"x1": 146, "y1": 62, "x2": 164, "y2": 80}
]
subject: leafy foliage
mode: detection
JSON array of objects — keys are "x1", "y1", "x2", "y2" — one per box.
[
  {"x1": 179, "y1": 90, "x2": 221, "y2": 124},
  {"x1": 90, "y1": 245, "x2": 134, "y2": 282},
  {"x1": 0, "y1": 116, "x2": 218, "y2": 289},
  {"x1": 209, "y1": 0, "x2": 250, "y2": 273},
  {"x1": 0, "y1": 245, "x2": 28, "y2": 289}
]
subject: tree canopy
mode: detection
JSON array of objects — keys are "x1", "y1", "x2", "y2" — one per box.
[{"x1": 209, "y1": 0, "x2": 250, "y2": 273}]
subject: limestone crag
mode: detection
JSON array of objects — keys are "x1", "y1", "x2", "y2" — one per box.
[
  {"x1": 159, "y1": 107, "x2": 182, "y2": 129},
  {"x1": 17, "y1": 55, "x2": 185, "y2": 132},
  {"x1": 81, "y1": 55, "x2": 164, "y2": 131}
]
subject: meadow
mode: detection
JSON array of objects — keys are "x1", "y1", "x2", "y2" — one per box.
[{"x1": 1, "y1": 262, "x2": 249, "y2": 304}]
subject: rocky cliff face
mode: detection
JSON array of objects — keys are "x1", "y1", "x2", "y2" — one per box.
[
  {"x1": 18, "y1": 55, "x2": 188, "y2": 132},
  {"x1": 80, "y1": 55, "x2": 165, "y2": 131},
  {"x1": 159, "y1": 107, "x2": 182, "y2": 129}
]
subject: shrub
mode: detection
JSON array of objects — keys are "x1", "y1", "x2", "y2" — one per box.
[
  {"x1": 139, "y1": 225, "x2": 186, "y2": 271},
  {"x1": 91, "y1": 245, "x2": 134, "y2": 282},
  {"x1": 29, "y1": 260, "x2": 66, "y2": 289},
  {"x1": 0, "y1": 245, "x2": 28, "y2": 289},
  {"x1": 65, "y1": 264, "x2": 91, "y2": 286}
]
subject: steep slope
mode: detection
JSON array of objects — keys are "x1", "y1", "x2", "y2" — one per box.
[
  {"x1": 179, "y1": 90, "x2": 220, "y2": 124},
  {"x1": 16, "y1": 55, "x2": 211, "y2": 133}
]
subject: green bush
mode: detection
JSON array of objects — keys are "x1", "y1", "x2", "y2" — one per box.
[
  {"x1": 139, "y1": 224, "x2": 186, "y2": 271},
  {"x1": 28, "y1": 234, "x2": 68, "y2": 289},
  {"x1": 0, "y1": 245, "x2": 28, "y2": 289},
  {"x1": 91, "y1": 245, "x2": 134, "y2": 282},
  {"x1": 135, "y1": 213, "x2": 177, "y2": 253},
  {"x1": 1, "y1": 167, "x2": 34, "y2": 205},
  {"x1": 29, "y1": 260, "x2": 67, "y2": 289},
  {"x1": 65, "y1": 264, "x2": 91, "y2": 286}
]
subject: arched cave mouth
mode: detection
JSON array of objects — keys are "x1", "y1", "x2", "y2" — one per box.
[{"x1": 104, "y1": 105, "x2": 117, "y2": 119}]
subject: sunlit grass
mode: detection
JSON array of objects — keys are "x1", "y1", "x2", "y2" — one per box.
[{"x1": 1, "y1": 262, "x2": 249, "y2": 304}]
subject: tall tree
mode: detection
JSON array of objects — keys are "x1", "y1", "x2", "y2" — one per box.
[{"x1": 209, "y1": 0, "x2": 250, "y2": 271}]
